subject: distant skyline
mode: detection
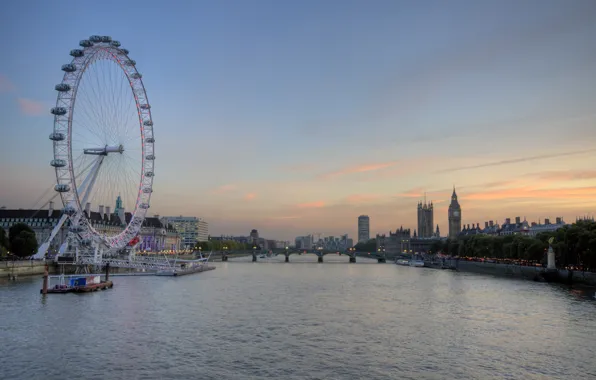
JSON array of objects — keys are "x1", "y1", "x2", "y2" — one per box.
[{"x1": 1, "y1": 0, "x2": 596, "y2": 241}]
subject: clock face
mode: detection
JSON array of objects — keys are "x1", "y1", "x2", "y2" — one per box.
[{"x1": 453, "y1": 211, "x2": 460, "y2": 217}]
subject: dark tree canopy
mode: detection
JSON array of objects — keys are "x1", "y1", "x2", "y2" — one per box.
[
  {"x1": 8, "y1": 223, "x2": 34, "y2": 245},
  {"x1": 434, "y1": 219, "x2": 596, "y2": 271},
  {"x1": 195, "y1": 240, "x2": 249, "y2": 251},
  {"x1": 0, "y1": 228, "x2": 8, "y2": 249},
  {"x1": 10, "y1": 230, "x2": 38, "y2": 258},
  {"x1": 355, "y1": 238, "x2": 376, "y2": 252}
]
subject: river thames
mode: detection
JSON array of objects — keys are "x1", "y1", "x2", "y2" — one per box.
[{"x1": 1, "y1": 254, "x2": 595, "y2": 379}]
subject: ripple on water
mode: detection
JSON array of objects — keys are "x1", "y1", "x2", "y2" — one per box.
[{"x1": 1, "y1": 263, "x2": 595, "y2": 379}]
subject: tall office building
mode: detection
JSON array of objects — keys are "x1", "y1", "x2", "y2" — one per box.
[
  {"x1": 358, "y1": 215, "x2": 370, "y2": 242},
  {"x1": 163, "y1": 216, "x2": 209, "y2": 248}
]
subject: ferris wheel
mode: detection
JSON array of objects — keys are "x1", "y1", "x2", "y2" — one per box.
[{"x1": 35, "y1": 35, "x2": 155, "y2": 259}]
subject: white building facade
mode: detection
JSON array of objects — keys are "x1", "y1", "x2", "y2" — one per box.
[{"x1": 162, "y1": 216, "x2": 209, "y2": 248}]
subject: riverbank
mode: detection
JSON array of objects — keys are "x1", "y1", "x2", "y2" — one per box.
[
  {"x1": 444, "y1": 259, "x2": 596, "y2": 286},
  {"x1": 0, "y1": 261, "x2": 51, "y2": 279},
  {"x1": 1, "y1": 257, "x2": 224, "y2": 279}
]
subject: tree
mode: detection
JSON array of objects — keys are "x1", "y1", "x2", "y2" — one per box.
[
  {"x1": 0, "y1": 228, "x2": 8, "y2": 257},
  {"x1": 7, "y1": 224, "x2": 37, "y2": 258},
  {"x1": 0, "y1": 227, "x2": 7, "y2": 249},
  {"x1": 429, "y1": 240, "x2": 443, "y2": 254},
  {"x1": 9, "y1": 223, "x2": 34, "y2": 244},
  {"x1": 10, "y1": 230, "x2": 38, "y2": 258},
  {"x1": 195, "y1": 241, "x2": 213, "y2": 251},
  {"x1": 354, "y1": 238, "x2": 376, "y2": 252}
]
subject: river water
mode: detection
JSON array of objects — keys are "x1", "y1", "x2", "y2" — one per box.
[{"x1": 1, "y1": 254, "x2": 595, "y2": 379}]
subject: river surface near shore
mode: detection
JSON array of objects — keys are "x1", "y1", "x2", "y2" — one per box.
[{"x1": 1, "y1": 254, "x2": 595, "y2": 379}]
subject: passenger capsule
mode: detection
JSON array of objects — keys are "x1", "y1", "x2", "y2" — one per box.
[
  {"x1": 69, "y1": 225, "x2": 84, "y2": 233},
  {"x1": 101, "y1": 36, "x2": 112, "y2": 43},
  {"x1": 61, "y1": 64, "x2": 76, "y2": 72},
  {"x1": 125, "y1": 60, "x2": 136, "y2": 66},
  {"x1": 51, "y1": 107, "x2": 67, "y2": 116},
  {"x1": 63, "y1": 206, "x2": 76, "y2": 216},
  {"x1": 145, "y1": 155, "x2": 155, "y2": 160},
  {"x1": 145, "y1": 137, "x2": 155, "y2": 143},
  {"x1": 143, "y1": 188, "x2": 153, "y2": 193},
  {"x1": 110, "y1": 40, "x2": 121, "y2": 47},
  {"x1": 79, "y1": 40, "x2": 93, "y2": 47},
  {"x1": 143, "y1": 120, "x2": 153, "y2": 126},
  {"x1": 89, "y1": 35, "x2": 102, "y2": 43},
  {"x1": 49, "y1": 132, "x2": 65, "y2": 141},
  {"x1": 145, "y1": 171, "x2": 154, "y2": 177},
  {"x1": 139, "y1": 203, "x2": 150, "y2": 209},
  {"x1": 70, "y1": 49, "x2": 84, "y2": 57},
  {"x1": 55, "y1": 83, "x2": 71, "y2": 92},
  {"x1": 130, "y1": 73, "x2": 142, "y2": 79},
  {"x1": 140, "y1": 104, "x2": 151, "y2": 110},
  {"x1": 50, "y1": 159, "x2": 67, "y2": 167},
  {"x1": 54, "y1": 184, "x2": 71, "y2": 192},
  {"x1": 119, "y1": 48, "x2": 130, "y2": 55}
]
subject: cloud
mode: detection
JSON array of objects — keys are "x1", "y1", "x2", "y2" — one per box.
[
  {"x1": 441, "y1": 149, "x2": 596, "y2": 173},
  {"x1": 395, "y1": 187, "x2": 451, "y2": 198},
  {"x1": 462, "y1": 185, "x2": 596, "y2": 201},
  {"x1": 477, "y1": 180, "x2": 523, "y2": 189},
  {"x1": 532, "y1": 170, "x2": 596, "y2": 182},
  {"x1": 319, "y1": 161, "x2": 397, "y2": 180},
  {"x1": 17, "y1": 98, "x2": 46, "y2": 116},
  {"x1": 395, "y1": 188, "x2": 425, "y2": 198},
  {"x1": 268, "y1": 216, "x2": 301, "y2": 220},
  {"x1": 0, "y1": 75, "x2": 15, "y2": 92},
  {"x1": 244, "y1": 192, "x2": 257, "y2": 200},
  {"x1": 296, "y1": 201, "x2": 326, "y2": 209},
  {"x1": 211, "y1": 184, "x2": 236, "y2": 194},
  {"x1": 345, "y1": 194, "x2": 381, "y2": 204}
]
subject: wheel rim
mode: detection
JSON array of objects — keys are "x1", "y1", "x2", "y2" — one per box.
[{"x1": 51, "y1": 36, "x2": 155, "y2": 250}]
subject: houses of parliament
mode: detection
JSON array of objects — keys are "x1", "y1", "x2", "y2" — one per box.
[
  {"x1": 417, "y1": 187, "x2": 462, "y2": 239},
  {"x1": 376, "y1": 188, "x2": 462, "y2": 254}
]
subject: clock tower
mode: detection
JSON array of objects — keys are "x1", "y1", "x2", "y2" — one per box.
[{"x1": 448, "y1": 186, "x2": 461, "y2": 238}]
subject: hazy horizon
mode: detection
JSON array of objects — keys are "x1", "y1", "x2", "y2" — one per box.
[{"x1": 1, "y1": 0, "x2": 596, "y2": 241}]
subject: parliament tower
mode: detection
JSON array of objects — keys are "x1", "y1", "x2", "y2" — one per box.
[{"x1": 448, "y1": 187, "x2": 462, "y2": 238}]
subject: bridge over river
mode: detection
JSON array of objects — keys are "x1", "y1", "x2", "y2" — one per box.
[{"x1": 191, "y1": 249, "x2": 391, "y2": 263}]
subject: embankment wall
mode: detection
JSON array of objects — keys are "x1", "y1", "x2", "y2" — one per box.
[{"x1": 447, "y1": 260, "x2": 596, "y2": 286}]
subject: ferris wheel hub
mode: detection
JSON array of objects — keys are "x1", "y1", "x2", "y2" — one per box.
[{"x1": 83, "y1": 144, "x2": 124, "y2": 155}]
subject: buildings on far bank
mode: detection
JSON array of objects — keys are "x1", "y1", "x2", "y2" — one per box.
[
  {"x1": 372, "y1": 185, "x2": 575, "y2": 254},
  {"x1": 0, "y1": 203, "x2": 181, "y2": 253},
  {"x1": 162, "y1": 215, "x2": 209, "y2": 249},
  {"x1": 458, "y1": 216, "x2": 568, "y2": 237},
  {"x1": 293, "y1": 234, "x2": 353, "y2": 251}
]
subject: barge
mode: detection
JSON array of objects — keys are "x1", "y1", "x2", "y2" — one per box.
[{"x1": 42, "y1": 274, "x2": 113, "y2": 294}]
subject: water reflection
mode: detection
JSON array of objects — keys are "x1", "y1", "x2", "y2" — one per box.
[{"x1": 1, "y1": 262, "x2": 595, "y2": 379}]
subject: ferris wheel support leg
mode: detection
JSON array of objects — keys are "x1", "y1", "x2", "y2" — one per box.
[
  {"x1": 78, "y1": 155, "x2": 105, "y2": 208},
  {"x1": 93, "y1": 243, "x2": 99, "y2": 263},
  {"x1": 33, "y1": 213, "x2": 70, "y2": 260}
]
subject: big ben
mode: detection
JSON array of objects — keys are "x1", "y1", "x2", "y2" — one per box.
[{"x1": 448, "y1": 187, "x2": 461, "y2": 238}]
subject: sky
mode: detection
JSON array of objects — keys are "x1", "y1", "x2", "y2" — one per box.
[{"x1": 1, "y1": 0, "x2": 596, "y2": 241}]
